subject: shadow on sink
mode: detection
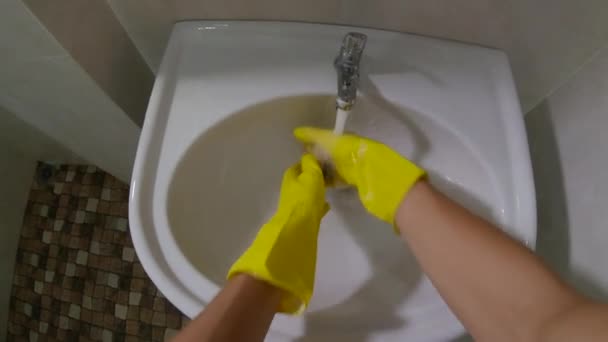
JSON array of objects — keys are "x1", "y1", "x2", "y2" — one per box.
[
  {"x1": 294, "y1": 185, "x2": 422, "y2": 341},
  {"x1": 294, "y1": 173, "x2": 493, "y2": 341}
]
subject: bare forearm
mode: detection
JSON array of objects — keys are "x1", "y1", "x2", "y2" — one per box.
[
  {"x1": 173, "y1": 274, "x2": 281, "y2": 342},
  {"x1": 395, "y1": 181, "x2": 586, "y2": 340}
]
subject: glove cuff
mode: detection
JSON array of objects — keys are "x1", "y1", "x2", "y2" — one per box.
[
  {"x1": 226, "y1": 213, "x2": 317, "y2": 315},
  {"x1": 388, "y1": 164, "x2": 427, "y2": 229},
  {"x1": 227, "y1": 256, "x2": 308, "y2": 314}
]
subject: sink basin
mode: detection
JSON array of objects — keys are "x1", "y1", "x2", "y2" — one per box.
[{"x1": 130, "y1": 21, "x2": 536, "y2": 341}]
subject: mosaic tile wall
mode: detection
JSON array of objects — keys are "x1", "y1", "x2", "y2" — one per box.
[{"x1": 6, "y1": 164, "x2": 189, "y2": 342}]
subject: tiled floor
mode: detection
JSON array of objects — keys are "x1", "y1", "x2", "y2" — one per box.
[{"x1": 6, "y1": 164, "x2": 188, "y2": 342}]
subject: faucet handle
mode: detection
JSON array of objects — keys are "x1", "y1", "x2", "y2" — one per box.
[
  {"x1": 335, "y1": 32, "x2": 367, "y2": 108},
  {"x1": 336, "y1": 32, "x2": 367, "y2": 66}
]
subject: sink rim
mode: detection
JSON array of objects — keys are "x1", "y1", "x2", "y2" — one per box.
[{"x1": 129, "y1": 20, "x2": 537, "y2": 340}]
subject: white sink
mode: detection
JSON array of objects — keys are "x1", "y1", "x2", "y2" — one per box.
[{"x1": 130, "y1": 21, "x2": 536, "y2": 341}]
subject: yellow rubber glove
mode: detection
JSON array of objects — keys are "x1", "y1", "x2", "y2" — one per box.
[
  {"x1": 227, "y1": 154, "x2": 329, "y2": 315},
  {"x1": 294, "y1": 127, "x2": 426, "y2": 225}
]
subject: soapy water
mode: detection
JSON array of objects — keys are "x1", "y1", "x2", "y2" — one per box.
[
  {"x1": 318, "y1": 107, "x2": 351, "y2": 187},
  {"x1": 306, "y1": 106, "x2": 352, "y2": 186}
]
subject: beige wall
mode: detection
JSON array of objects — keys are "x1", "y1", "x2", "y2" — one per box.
[
  {"x1": 526, "y1": 43, "x2": 608, "y2": 299},
  {"x1": 0, "y1": 0, "x2": 141, "y2": 182},
  {"x1": 22, "y1": 0, "x2": 154, "y2": 126},
  {"x1": 0, "y1": 145, "x2": 37, "y2": 340},
  {"x1": 0, "y1": 106, "x2": 80, "y2": 164},
  {"x1": 106, "y1": 0, "x2": 608, "y2": 113}
]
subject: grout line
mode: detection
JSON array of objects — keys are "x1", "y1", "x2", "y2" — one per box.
[{"x1": 525, "y1": 41, "x2": 608, "y2": 115}]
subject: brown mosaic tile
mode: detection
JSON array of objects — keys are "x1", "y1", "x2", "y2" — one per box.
[
  {"x1": 119, "y1": 203, "x2": 129, "y2": 217},
  {"x1": 103, "y1": 313, "x2": 115, "y2": 329},
  {"x1": 127, "y1": 305, "x2": 140, "y2": 320},
  {"x1": 7, "y1": 163, "x2": 186, "y2": 341},
  {"x1": 130, "y1": 278, "x2": 145, "y2": 292},
  {"x1": 132, "y1": 262, "x2": 146, "y2": 278},
  {"x1": 151, "y1": 311, "x2": 166, "y2": 326},
  {"x1": 58, "y1": 194, "x2": 70, "y2": 207},
  {"x1": 55, "y1": 207, "x2": 68, "y2": 220},
  {"x1": 81, "y1": 307, "x2": 92, "y2": 323},
  {"x1": 153, "y1": 297, "x2": 166, "y2": 312},
  {"x1": 117, "y1": 290, "x2": 129, "y2": 305},
  {"x1": 92, "y1": 311, "x2": 104, "y2": 326},
  {"x1": 166, "y1": 311, "x2": 181, "y2": 330},
  {"x1": 140, "y1": 307, "x2": 153, "y2": 324},
  {"x1": 93, "y1": 285, "x2": 105, "y2": 299},
  {"x1": 109, "y1": 202, "x2": 122, "y2": 216},
  {"x1": 152, "y1": 326, "x2": 165, "y2": 340},
  {"x1": 97, "y1": 200, "x2": 110, "y2": 215}
]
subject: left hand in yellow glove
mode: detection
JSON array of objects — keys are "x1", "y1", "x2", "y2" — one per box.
[{"x1": 227, "y1": 154, "x2": 329, "y2": 314}]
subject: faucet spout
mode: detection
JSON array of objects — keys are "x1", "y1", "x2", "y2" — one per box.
[{"x1": 334, "y1": 32, "x2": 367, "y2": 110}]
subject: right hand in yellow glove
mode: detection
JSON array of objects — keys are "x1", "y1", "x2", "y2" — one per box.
[{"x1": 294, "y1": 127, "x2": 426, "y2": 225}]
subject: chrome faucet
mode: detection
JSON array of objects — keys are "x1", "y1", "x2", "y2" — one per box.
[{"x1": 334, "y1": 32, "x2": 367, "y2": 110}]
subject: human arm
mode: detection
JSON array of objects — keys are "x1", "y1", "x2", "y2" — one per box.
[
  {"x1": 173, "y1": 154, "x2": 329, "y2": 342},
  {"x1": 396, "y1": 181, "x2": 608, "y2": 341},
  {"x1": 295, "y1": 126, "x2": 608, "y2": 341},
  {"x1": 172, "y1": 274, "x2": 281, "y2": 342}
]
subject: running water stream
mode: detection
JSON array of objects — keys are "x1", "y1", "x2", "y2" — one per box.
[{"x1": 333, "y1": 107, "x2": 350, "y2": 134}]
